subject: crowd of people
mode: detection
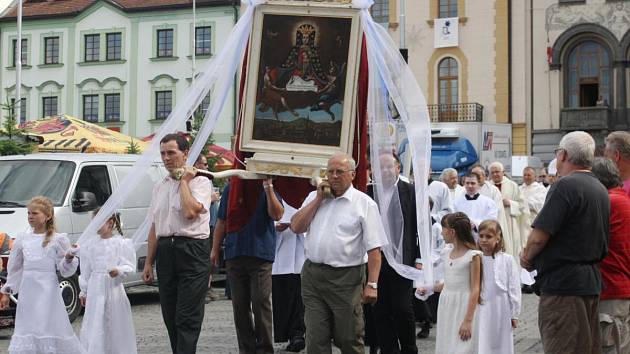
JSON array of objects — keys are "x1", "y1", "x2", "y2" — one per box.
[{"x1": 0, "y1": 129, "x2": 629, "y2": 354}]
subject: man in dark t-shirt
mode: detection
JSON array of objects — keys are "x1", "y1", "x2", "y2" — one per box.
[{"x1": 521, "y1": 131, "x2": 610, "y2": 354}]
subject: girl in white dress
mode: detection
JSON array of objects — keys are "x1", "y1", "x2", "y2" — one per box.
[
  {"x1": 79, "y1": 209, "x2": 137, "y2": 354},
  {"x1": 418, "y1": 212, "x2": 482, "y2": 354},
  {"x1": 0, "y1": 196, "x2": 83, "y2": 354},
  {"x1": 477, "y1": 220, "x2": 521, "y2": 354}
]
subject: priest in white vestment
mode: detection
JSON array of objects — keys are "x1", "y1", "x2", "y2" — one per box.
[
  {"x1": 453, "y1": 172, "x2": 498, "y2": 229},
  {"x1": 440, "y1": 168, "x2": 465, "y2": 201},
  {"x1": 519, "y1": 166, "x2": 548, "y2": 226},
  {"x1": 489, "y1": 162, "x2": 531, "y2": 260}
]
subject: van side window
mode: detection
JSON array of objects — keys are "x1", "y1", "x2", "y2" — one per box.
[{"x1": 75, "y1": 166, "x2": 112, "y2": 206}]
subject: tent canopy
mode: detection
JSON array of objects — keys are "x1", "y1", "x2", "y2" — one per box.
[{"x1": 20, "y1": 115, "x2": 148, "y2": 153}]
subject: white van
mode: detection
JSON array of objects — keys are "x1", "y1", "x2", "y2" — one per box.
[{"x1": 0, "y1": 153, "x2": 166, "y2": 321}]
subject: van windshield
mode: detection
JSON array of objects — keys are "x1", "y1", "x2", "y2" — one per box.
[{"x1": 0, "y1": 160, "x2": 75, "y2": 206}]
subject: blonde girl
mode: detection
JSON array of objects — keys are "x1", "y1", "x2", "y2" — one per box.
[
  {"x1": 477, "y1": 220, "x2": 521, "y2": 354},
  {"x1": 419, "y1": 212, "x2": 482, "y2": 354},
  {"x1": 79, "y1": 209, "x2": 137, "y2": 354},
  {"x1": 0, "y1": 196, "x2": 83, "y2": 353}
]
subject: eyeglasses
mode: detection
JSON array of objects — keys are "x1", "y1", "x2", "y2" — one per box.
[
  {"x1": 326, "y1": 169, "x2": 354, "y2": 176},
  {"x1": 553, "y1": 147, "x2": 565, "y2": 156}
]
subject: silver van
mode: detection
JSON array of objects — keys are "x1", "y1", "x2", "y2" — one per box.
[{"x1": 0, "y1": 153, "x2": 166, "y2": 322}]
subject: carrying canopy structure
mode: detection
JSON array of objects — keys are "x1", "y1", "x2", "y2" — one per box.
[
  {"x1": 78, "y1": 0, "x2": 434, "y2": 289},
  {"x1": 20, "y1": 114, "x2": 148, "y2": 153}
]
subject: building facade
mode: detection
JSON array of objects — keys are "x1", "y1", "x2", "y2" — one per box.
[
  {"x1": 531, "y1": 0, "x2": 630, "y2": 161},
  {"x1": 0, "y1": 0, "x2": 238, "y2": 146},
  {"x1": 378, "y1": 0, "x2": 527, "y2": 164}
]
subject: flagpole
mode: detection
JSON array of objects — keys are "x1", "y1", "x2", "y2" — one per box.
[
  {"x1": 15, "y1": 0, "x2": 22, "y2": 123},
  {"x1": 192, "y1": 0, "x2": 196, "y2": 86}
]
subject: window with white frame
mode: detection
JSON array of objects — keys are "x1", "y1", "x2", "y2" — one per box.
[
  {"x1": 44, "y1": 37, "x2": 59, "y2": 64},
  {"x1": 104, "y1": 93, "x2": 121, "y2": 122},
  {"x1": 12, "y1": 39, "x2": 27, "y2": 66},
  {"x1": 42, "y1": 96, "x2": 58, "y2": 117},
  {"x1": 195, "y1": 93, "x2": 211, "y2": 118},
  {"x1": 83, "y1": 95, "x2": 99, "y2": 122},
  {"x1": 106, "y1": 32, "x2": 122, "y2": 61},
  {"x1": 157, "y1": 29, "x2": 174, "y2": 57},
  {"x1": 195, "y1": 26, "x2": 211, "y2": 56},
  {"x1": 10, "y1": 98, "x2": 26, "y2": 122},
  {"x1": 439, "y1": 0, "x2": 458, "y2": 18},
  {"x1": 155, "y1": 91, "x2": 172, "y2": 119},
  {"x1": 85, "y1": 34, "x2": 100, "y2": 62},
  {"x1": 371, "y1": 0, "x2": 389, "y2": 24}
]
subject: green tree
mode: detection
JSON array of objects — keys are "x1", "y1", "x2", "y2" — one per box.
[
  {"x1": 126, "y1": 138, "x2": 141, "y2": 154},
  {"x1": 189, "y1": 109, "x2": 226, "y2": 189},
  {"x1": 0, "y1": 99, "x2": 35, "y2": 156}
]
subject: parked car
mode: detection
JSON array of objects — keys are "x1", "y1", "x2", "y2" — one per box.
[{"x1": 0, "y1": 153, "x2": 166, "y2": 324}]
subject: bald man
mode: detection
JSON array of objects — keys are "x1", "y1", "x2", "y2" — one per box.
[
  {"x1": 520, "y1": 166, "x2": 548, "y2": 226},
  {"x1": 488, "y1": 162, "x2": 530, "y2": 260}
]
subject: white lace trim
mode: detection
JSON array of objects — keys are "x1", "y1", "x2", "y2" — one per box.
[{"x1": 8, "y1": 334, "x2": 83, "y2": 354}]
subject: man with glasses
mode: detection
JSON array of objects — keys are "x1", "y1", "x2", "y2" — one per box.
[
  {"x1": 291, "y1": 153, "x2": 388, "y2": 354},
  {"x1": 604, "y1": 131, "x2": 630, "y2": 197},
  {"x1": 521, "y1": 131, "x2": 609, "y2": 354}
]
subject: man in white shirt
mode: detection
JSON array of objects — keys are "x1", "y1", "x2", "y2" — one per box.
[
  {"x1": 489, "y1": 161, "x2": 531, "y2": 259},
  {"x1": 520, "y1": 166, "x2": 548, "y2": 226},
  {"x1": 453, "y1": 171, "x2": 498, "y2": 229},
  {"x1": 142, "y1": 133, "x2": 212, "y2": 354},
  {"x1": 441, "y1": 168, "x2": 465, "y2": 201},
  {"x1": 291, "y1": 153, "x2": 388, "y2": 354}
]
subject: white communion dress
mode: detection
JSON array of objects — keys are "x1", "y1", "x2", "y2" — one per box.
[
  {"x1": 78, "y1": 235, "x2": 137, "y2": 354},
  {"x1": 1, "y1": 232, "x2": 83, "y2": 354},
  {"x1": 435, "y1": 247, "x2": 483, "y2": 354},
  {"x1": 478, "y1": 253, "x2": 521, "y2": 354}
]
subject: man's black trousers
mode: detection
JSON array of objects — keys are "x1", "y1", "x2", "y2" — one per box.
[
  {"x1": 156, "y1": 236, "x2": 211, "y2": 354},
  {"x1": 372, "y1": 258, "x2": 418, "y2": 354}
]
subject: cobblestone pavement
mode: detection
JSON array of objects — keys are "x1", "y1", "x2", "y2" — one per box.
[{"x1": 0, "y1": 286, "x2": 543, "y2": 353}]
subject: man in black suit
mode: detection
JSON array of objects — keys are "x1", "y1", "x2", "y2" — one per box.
[{"x1": 370, "y1": 152, "x2": 420, "y2": 354}]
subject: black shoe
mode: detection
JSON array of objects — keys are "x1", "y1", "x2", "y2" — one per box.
[
  {"x1": 522, "y1": 284, "x2": 534, "y2": 294},
  {"x1": 417, "y1": 322, "x2": 431, "y2": 339},
  {"x1": 286, "y1": 337, "x2": 305, "y2": 352}
]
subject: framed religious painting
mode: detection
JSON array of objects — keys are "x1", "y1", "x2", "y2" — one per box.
[{"x1": 239, "y1": 1, "x2": 362, "y2": 178}]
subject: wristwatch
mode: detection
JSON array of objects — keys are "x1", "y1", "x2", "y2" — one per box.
[{"x1": 366, "y1": 282, "x2": 378, "y2": 290}]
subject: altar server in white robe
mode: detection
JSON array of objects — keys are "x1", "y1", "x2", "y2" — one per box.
[
  {"x1": 453, "y1": 171, "x2": 499, "y2": 229},
  {"x1": 488, "y1": 162, "x2": 531, "y2": 259},
  {"x1": 519, "y1": 166, "x2": 548, "y2": 226},
  {"x1": 272, "y1": 202, "x2": 306, "y2": 352}
]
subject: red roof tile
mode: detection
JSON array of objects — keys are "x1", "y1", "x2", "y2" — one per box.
[{"x1": 1, "y1": 0, "x2": 236, "y2": 20}]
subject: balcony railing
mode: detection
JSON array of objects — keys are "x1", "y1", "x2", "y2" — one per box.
[
  {"x1": 560, "y1": 106, "x2": 611, "y2": 131},
  {"x1": 427, "y1": 103, "x2": 483, "y2": 122}
]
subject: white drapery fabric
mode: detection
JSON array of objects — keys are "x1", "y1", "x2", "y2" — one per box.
[
  {"x1": 76, "y1": 0, "x2": 264, "y2": 247},
  {"x1": 353, "y1": 0, "x2": 433, "y2": 287},
  {"x1": 77, "y1": 0, "x2": 434, "y2": 290}
]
